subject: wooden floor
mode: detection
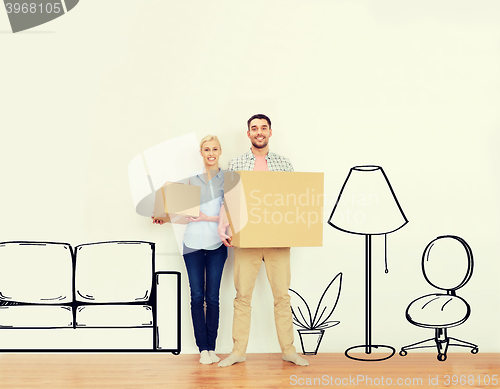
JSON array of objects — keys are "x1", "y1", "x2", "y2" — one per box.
[{"x1": 0, "y1": 353, "x2": 498, "y2": 388}]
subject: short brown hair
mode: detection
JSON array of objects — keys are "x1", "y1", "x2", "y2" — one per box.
[{"x1": 247, "y1": 114, "x2": 271, "y2": 129}]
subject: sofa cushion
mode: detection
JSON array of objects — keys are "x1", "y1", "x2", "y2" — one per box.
[
  {"x1": 75, "y1": 242, "x2": 154, "y2": 303},
  {"x1": 75, "y1": 305, "x2": 153, "y2": 328},
  {"x1": 0, "y1": 242, "x2": 73, "y2": 304},
  {"x1": 0, "y1": 305, "x2": 73, "y2": 328}
]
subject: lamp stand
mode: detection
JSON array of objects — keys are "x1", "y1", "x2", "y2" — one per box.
[{"x1": 344, "y1": 235, "x2": 395, "y2": 361}]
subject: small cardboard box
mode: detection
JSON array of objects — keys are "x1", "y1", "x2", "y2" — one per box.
[
  {"x1": 224, "y1": 171, "x2": 324, "y2": 247},
  {"x1": 153, "y1": 182, "x2": 201, "y2": 224}
]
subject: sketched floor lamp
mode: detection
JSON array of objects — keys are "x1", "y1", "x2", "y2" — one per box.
[{"x1": 328, "y1": 165, "x2": 408, "y2": 361}]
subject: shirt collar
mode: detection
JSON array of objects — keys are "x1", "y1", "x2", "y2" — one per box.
[
  {"x1": 245, "y1": 149, "x2": 255, "y2": 160},
  {"x1": 248, "y1": 148, "x2": 273, "y2": 160},
  {"x1": 197, "y1": 167, "x2": 222, "y2": 180},
  {"x1": 214, "y1": 168, "x2": 224, "y2": 179}
]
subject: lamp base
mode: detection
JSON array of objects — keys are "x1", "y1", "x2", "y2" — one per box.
[{"x1": 345, "y1": 345, "x2": 395, "y2": 361}]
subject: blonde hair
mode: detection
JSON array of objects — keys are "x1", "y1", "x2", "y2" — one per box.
[{"x1": 200, "y1": 135, "x2": 221, "y2": 151}]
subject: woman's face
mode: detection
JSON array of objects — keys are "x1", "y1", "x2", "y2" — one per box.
[{"x1": 200, "y1": 140, "x2": 221, "y2": 168}]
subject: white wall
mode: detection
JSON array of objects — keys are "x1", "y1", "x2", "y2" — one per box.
[{"x1": 1, "y1": 0, "x2": 499, "y2": 354}]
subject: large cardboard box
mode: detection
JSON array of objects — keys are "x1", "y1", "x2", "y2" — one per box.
[
  {"x1": 224, "y1": 171, "x2": 324, "y2": 247},
  {"x1": 153, "y1": 182, "x2": 200, "y2": 224}
]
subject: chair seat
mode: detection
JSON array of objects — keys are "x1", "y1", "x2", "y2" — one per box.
[{"x1": 406, "y1": 293, "x2": 470, "y2": 329}]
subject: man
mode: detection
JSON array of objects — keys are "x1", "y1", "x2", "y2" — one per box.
[{"x1": 217, "y1": 114, "x2": 309, "y2": 367}]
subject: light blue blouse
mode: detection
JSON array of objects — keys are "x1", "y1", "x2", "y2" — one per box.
[{"x1": 183, "y1": 168, "x2": 225, "y2": 250}]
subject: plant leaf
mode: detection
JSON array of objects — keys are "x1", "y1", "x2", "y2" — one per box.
[
  {"x1": 312, "y1": 272, "x2": 342, "y2": 329},
  {"x1": 292, "y1": 319, "x2": 309, "y2": 330},
  {"x1": 289, "y1": 288, "x2": 313, "y2": 329},
  {"x1": 316, "y1": 321, "x2": 340, "y2": 330}
]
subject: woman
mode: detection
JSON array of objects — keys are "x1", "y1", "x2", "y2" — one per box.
[{"x1": 153, "y1": 135, "x2": 227, "y2": 365}]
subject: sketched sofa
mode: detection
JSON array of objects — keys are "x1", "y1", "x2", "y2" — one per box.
[{"x1": 0, "y1": 241, "x2": 180, "y2": 353}]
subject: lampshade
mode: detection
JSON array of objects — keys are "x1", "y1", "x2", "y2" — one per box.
[{"x1": 328, "y1": 165, "x2": 407, "y2": 235}]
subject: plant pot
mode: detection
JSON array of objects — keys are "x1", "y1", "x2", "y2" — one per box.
[{"x1": 298, "y1": 329, "x2": 325, "y2": 355}]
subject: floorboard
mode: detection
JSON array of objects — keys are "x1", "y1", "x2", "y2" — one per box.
[{"x1": 0, "y1": 353, "x2": 498, "y2": 388}]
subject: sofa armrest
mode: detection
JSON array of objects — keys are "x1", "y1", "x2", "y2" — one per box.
[{"x1": 154, "y1": 271, "x2": 181, "y2": 354}]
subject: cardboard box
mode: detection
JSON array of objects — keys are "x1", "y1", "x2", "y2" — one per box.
[
  {"x1": 224, "y1": 171, "x2": 324, "y2": 247},
  {"x1": 153, "y1": 182, "x2": 200, "y2": 224}
]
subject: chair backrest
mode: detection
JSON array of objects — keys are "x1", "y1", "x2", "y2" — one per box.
[{"x1": 422, "y1": 235, "x2": 473, "y2": 292}]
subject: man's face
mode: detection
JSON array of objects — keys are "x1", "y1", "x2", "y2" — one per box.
[{"x1": 247, "y1": 118, "x2": 272, "y2": 149}]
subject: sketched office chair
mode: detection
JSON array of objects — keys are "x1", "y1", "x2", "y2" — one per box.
[{"x1": 399, "y1": 235, "x2": 478, "y2": 361}]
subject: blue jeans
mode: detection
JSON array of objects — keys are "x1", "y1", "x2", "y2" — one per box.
[{"x1": 183, "y1": 244, "x2": 227, "y2": 352}]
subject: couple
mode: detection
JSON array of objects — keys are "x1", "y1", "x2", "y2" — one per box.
[{"x1": 154, "y1": 114, "x2": 309, "y2": 367}]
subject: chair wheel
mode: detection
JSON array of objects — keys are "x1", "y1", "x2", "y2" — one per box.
[
  {"x1": 399, "y1": 350, "x2": 407, "y2": 357},
  {"x1": 437, "y1": 353, "x2": 447, "y2": 361},
  {"x1": 471, "y1": 348, "x2": 479, "y2": 354}
]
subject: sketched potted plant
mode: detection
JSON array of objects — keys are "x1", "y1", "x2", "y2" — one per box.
[{"x1": 290, "y1": 272, "x2": 342, "y2": 355}]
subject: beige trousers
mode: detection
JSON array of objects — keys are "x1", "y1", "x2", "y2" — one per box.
[{"x1": 231, "y1": 247, "x2": 296, "y2": 356}]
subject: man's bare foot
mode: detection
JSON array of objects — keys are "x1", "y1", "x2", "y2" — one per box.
[
  {"x1": 283, "y1": 353, "x2": 309, "y2": 366},
  {"x1": 218, "y1": 353, "x2": 246, "y2": 367}
]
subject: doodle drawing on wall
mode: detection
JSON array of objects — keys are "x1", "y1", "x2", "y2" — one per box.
[
  {"x1": 328, "y1": 165, "x2": 408, "y2": 361},
  {"x1": 400, "y1": 235, "x2": 479, "y2": 362},
  {"x1": 0, "y1": 241, "x2": 180, "y2": 353},
  {"x1": 290, "y1": 272, "x2": 342, "y2": 355}
]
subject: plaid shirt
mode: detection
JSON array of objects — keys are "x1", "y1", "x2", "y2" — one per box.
[{"x1": 228, "y1": 149, "x2": 294, "y2": 172}]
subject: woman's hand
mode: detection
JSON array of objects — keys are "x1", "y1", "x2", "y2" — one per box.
[
  {"x1": 187, "y1": 211, "x2": 209, "y2": 223},
  {"x1": 151, "y1": 216, "x2": 165, "y2": 225}
]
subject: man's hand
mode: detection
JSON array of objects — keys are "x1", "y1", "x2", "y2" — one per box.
[
  {"x1": 218, "y1": 222, "x2": 233, "y2": 247},
  {"x1": 151, "y1": 216, "x2": 165, "y2": 225},
  {"x1": 217, "y1": 204, "x2": 233, "y2": 247}
]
